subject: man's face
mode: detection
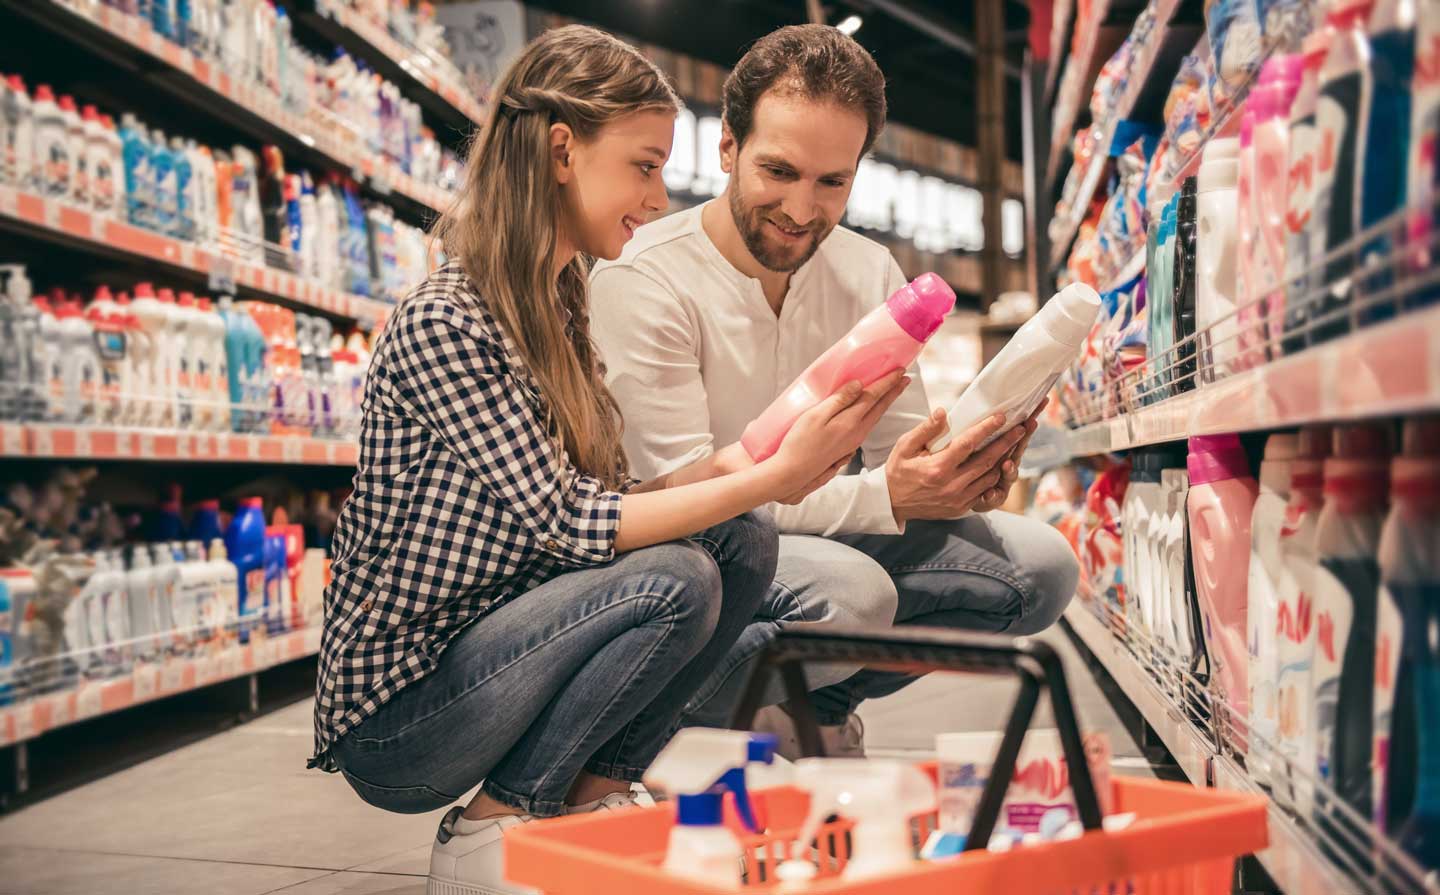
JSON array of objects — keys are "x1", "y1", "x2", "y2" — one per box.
[{"x1": 721, "y1": 91, "x2": 867, "y2": 272}]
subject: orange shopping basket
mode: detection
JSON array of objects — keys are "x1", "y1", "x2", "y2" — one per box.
[{"x1": 507, "y1": 628, "x2": 1270, "y2": 894}]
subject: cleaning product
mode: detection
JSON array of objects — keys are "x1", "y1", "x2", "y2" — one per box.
[
  {"x1": 32, "y1": 85, "x2": 68, "y2": 199},
  {"x1": 1122, "y1": 450, "x2": 1163, "y2": 635},
  {"x1": 740, "y1": 273, "x2": 955, "y2": 461},
  {"x1": 1310, "y1": 0, "x2": 1378, "y2": 345},
  {"x1": 226, "y1": 496, "x2": 266, "y2": 642},
  {"x1": 155, "y1": 287, "x2": 183, "y2": 428},
  {"x1": 1357, "y1": 0, "x2": 1419, "y2": 322},
  {"x1": 32, "y1": 295, "x2": 64, "y2": 422},
  {"x1": 199, "y1": 297, "x2": 229, "y2": 431},
  {"x1": 149, "y1": 542, "x2": 181, "y2": 654},
  {"x1": 58, "y1": 95, "x2": 85, "y2": 208},
  {"x1": 929, "y1": 283, "x2": 1099, "y2": 453},
  {"x1": 2, "y1": 75, "x2": 35, "y2": 189},
  {"x1": 263, "y1": 527, "x2": 286, "y2": 633},
  {"x1": 1235, "y1": 112, "x2": 1258, "y2": 374},
  {"x1": 1196, "y1": 137, "x2": 1241, "y2": 380},
  {"x1": 94, "y1": 550, "x2": 130, "y2": 673},
  {"x1": 128, "y1": 283, "x2": 167, "y2": 427},
  {"x1": 280, "y1": 522, "x2": 304, "y2": 630},
  {"x1": 1374, "y1": 419, "x2": 1439, "y2": 843},
  {"x1": 170, "y1": 136, "x2": 194, "y2": 241},
  {"x1": 1404, "y1": 0, "x2": 1440, "y2": 302},
  {"x1": 207, "y1": 538, "x2": 238, "y2": 641},
  {"x1": 218, "y1": 295, "x2": 248, "y2": 431},
  {"x1": 1170, "y1": 178, "x2": 1200, "y2": 394},
  {"x1": 230, "y1": 146, "x2": 264, "y2": 263},
  {"x1": 298, "y1": 171, "x2": 318, "y2": 280},
  {"x1": 1248, "y1": 432, "x2": 1300, "y2": 787},
  {"x1": 125, "y1": 545, "x2": 159, "y2": 661},
  {"x1": 259, "y1": 145, "x2": 290, "y2": 269},
  {"x1": 1162, "y1": 468, "x2": 1199, "y2": 666},
  {"x1": 1282, "y1": 31, "x2": 1336, "y2": 355},
  {"x1": 118, "y1": 114, "x2": 153, "y2": 229},
  {"x1": 150, "y1": 130, "x2": 177, "y2": 238},
  {"x1": 784, "y1": 758, "x2": 936, "y2": 879},
  {"x1": 190, "y1": 499, "x2": 223, "y2": 545},
  {"x1": 936, "y1": 729, "x2": 1097, "y2": 845},
  {"x1": 173, "y1": 291, "x2": 200, "y2": 429},
  {"x1": 86, "y1": 286, "x2": 128, "y2": 425},
  {"x1": 1251, "y1": 57, "x2": 1306, "y2": 356},
  {"x1": 1188, "y1": 434, "x2": 1259, "y2": 745},
  {"x1": 642, "y1": 728, "x2": 775, "y2": 887},
  {"x1": 190, "y1": 143, "x2": 217, "y2": 246},
  {"x1": 1311, "y1": 423, "x2": 1390, "y2": 834},
  {"x1": 54, "y1": 301, "x2": 99, "y2": 424},
  {"x1": 82, "y1": 106, "x2": 112, "y2": 217},
  {"x1": 0, "y1": 265, "x2": 39, "y2": 421}
]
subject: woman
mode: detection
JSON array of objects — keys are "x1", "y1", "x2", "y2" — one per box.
[{"x1": 308, "y1": 25, "x2": 906, "y2": 895}]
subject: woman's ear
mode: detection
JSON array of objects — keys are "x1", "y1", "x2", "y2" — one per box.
[{"x1": 550, "y1": 122, "x2": 576, "y2": 185}]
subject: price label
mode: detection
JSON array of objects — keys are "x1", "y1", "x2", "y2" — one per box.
[
  {"x1": 116, "y1": 430, "x2": 135, "y2": 456},
  {"x1": 161, "y1": 659, "x2": 185, "y2": 692},
  {"x1": 13, "y1": 705, "x2": 37, "y2": 742},
  {"x1": 0, "y1": 186, "x2": 17, "y2": 218},
  {"x1": 76, "y1": 683, "x2": 103, "y2": 720},
  {"x1": 132, "y1": 663, "x2": 158, "y2": 702},
  {"x1": 73, "y1": 427, "x2": 92, "y2": 457},
  {"x1": 209, "y1": 254, "x2": 237, "y2": 295},
  {"x1": 218, "y1": 647, "x2": 243, "y2": 679},
  {"x1": 32, "y1": 425, "x2": 53, "y2": 457},
  {"x1": 139, "y1": 431, "x2": 156, "y2": 456},
  {"x1": 91, "y1": 211, "x2": 109, "y2": 242},
  {"x1": 1, "y1": 423, "x2": 24, "y2": 455},
  {"x1": 48, "y1": 693, "x2": 73, "y2": 728},
  {"x1": 193, "y1": 654, "x2": 218, "y2": 687}
]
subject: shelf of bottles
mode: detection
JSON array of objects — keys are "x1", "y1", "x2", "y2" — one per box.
[
  {"x1": 0, "y1": 620, "x2": 322, "y2": 749},
  {"x1": 1062, "y1": 202, "x2": 1440, "y2": 459},
  {"x1": 40, "y1": 0, "x2": 457, "y2": 216},
  {"x1": 0, "y1": 185, "x2": 393, "y2": 329},
  {"x1": 1064, "y1": 597, "x2": 1439, "y2": 895}
]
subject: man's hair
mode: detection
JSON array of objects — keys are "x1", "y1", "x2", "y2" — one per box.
[{"x1": 722, "y1": 24, "x2": 887, "y2": 157}]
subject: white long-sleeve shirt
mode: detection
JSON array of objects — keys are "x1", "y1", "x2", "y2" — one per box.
[{"x1": 590, "y1": 203, "x2": 932, "y2": 536}]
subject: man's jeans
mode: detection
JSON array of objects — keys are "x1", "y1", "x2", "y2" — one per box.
[
  {"x1": 329, "y1": 512, "x2": 777, "y2": 817},
  {"x1": 684, "y1": 511, "x2": 1079, "y2": 726}
]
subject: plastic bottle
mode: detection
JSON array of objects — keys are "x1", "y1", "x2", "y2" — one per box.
[
  {"x1": 739, "y1": 274, "x2": 955, "y2": 462},
  {"x1": 1381, "y1": 418, "x2": 1440, "y2": 865},
  {"x1": 125, "y1": 544, "x2": 159, "y2": 662},
  {"x1": 230, "y1": 146, "x2": 264, "y2": 262},
  {"x1": 298, "y1": 171, "x2": 318, "y2": 280},
  {"x1": 341, "y1": 180, "x2": 371, "y2": 296},
  {"x1": 1122, "y1": 451, "x2": 1159, "y2": 632},
  {"x1": 284, "y1": 173, "x2": 303, "y2": 271},
  {"x1": 1196, "y1": 137, "x2": 1241, "y2": 379},
  {"x1": 330, "y1": 348, "x2": 360, "y2": 437},
  {"x1": 81, "y1": 106, "x2": 109, "y2": 216},
  {"x1": 206, "y1": 537, "x2": 238, "y2": 642},
  {"x1": 1355, "y1": 0, "x2": 1418, "y2": 324},
  {"x1": 96, "y1": 550, "x2": 130, "y2": 673},
  {"x1": 1247, "y1": 432, "x2": 1299, "y2": 788},
  {"x1": 1162, "y1": 468, "x2": 1198, "y2": 664},
  {"x1": 149, "y1": 542, "x2": 181, "y2": 654},
  {"x1": 152, "y1": 0, "x2": 174, "y2": 41},
  {"x1": 150, "y1": 129, "x2": 177, "y2": 237},
  {"x1": 189, "y1": 498, "x2": 223, "y2": 545},
  {"x1": 1404, "y1": 1, "x2": 1440, "y2": 302},
  {"x1": 1148, "y1": 199, "x2": 1178, "y2": 403},
  {"x1": 128, "y1": 283, "x2": 167, "y2": 427},
  {"x1": 1281, "y1": 31, "x2": 1336, "y2": 355},
  {"x1": 315, "y1": 177, "x2": 340, "y2": 290},
  {"x1": 1188, "y1": 434, "x2": 1259, "y2": 744},
  {"x1": 259, "y1": 145, "x2": 289, "y2": 269},
  {"x1": 154, "y1": 287, "x2": 182, "y2": 427},
  {"x1": 118, "y1": 114, "x2": 153, "y2": 229},
  {"x1": 787, "y1": 758, "x2": 937, "y2": 880},
  {"x1": 172, "y1": 541, "x2": 210, "y2": 648},
  {"x1": 86, "y1": 286, "x2": 128, "y2": 425},
  {"x1": 169, "y1": 136, "x2": 194, "y2": 241},
  {"x1": 1311, "y1": 423, "x2": 1390, "y2": 833},
  {"x1": 1170, "y1": 178, "x2": 1200, "y2": 394},
  {"x1": 1235, "y1": 112, "x2": 1258, "y2": 374},
  {"x1": 32, "y1": 296, "x2": 65, "y2": 422},
  {"x1": 1250, "y1": 57, "x2": 1305, "y2": 357},
  {"x1": 31, "y1": 85, "x2": 69, "y2": 199},
  {"x1": 174, "y1": 291, "x2": 204, "y2": 429},
  {"x1": 55, "y1": 301, "x2": 99, "y2": 423},
  {"x1": 198, "y1": 297, "x2": 229, "y2": 431},
  {"x1": 226, "y1": 496, "x2": 267, "y2": 642},
  {"x1": 58, "y1": 95, "x2": 85, "y2": 207},
  {"x1": 1310, "y1": 0, "x2": 1377, "y2": 345},
  {"x1": 2, "y1": 76, "x2": 35, "y2": 189},
  {"x1": 0, "y1": 265, "x2": 39, "y2": 421},
  {"x1": 189, "y1": 142, "x2": 217, "y2": 246},
  {"x1": 218, "y1": 295, "x2": 248, "y2": 431}
]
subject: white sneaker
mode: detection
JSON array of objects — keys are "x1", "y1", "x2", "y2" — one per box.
[
  {"x1": 427, "y1": 806, "x2": 539, "y2": 895},
  {"x1": 562, "y1": 790, "x2": 643, "y2": 814},
  {"x1": 752, "y1": 705, "x2": 866, "y2": 761}
]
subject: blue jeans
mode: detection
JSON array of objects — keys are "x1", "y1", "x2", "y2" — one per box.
[
  {"x1": 329, "y1": 511, "x2": 777, "y2": 817},
  {"x1": 683, "y1": 511, "x2": 1079, "y2": 726}
]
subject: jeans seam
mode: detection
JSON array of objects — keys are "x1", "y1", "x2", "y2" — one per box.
[
  {"x1": 342, "y1": 767, "x2": 458, "y2": 802},
  {"x1": 348, "y1": 587, "x2": 685, "y2": 747},
  {"x1": 769, "y1": 579, "x2": 813, "y2": 624},
  {"x1": 886, "y1": 561, "x2": 1033, "y2": 621},
  {"x1": 527, "y1": 592, "x2": 679, "y2": 800}
]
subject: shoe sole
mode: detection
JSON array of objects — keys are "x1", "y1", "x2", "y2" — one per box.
[{"x1": 427, "y1": 877, "x2": 530, "y2": 895}]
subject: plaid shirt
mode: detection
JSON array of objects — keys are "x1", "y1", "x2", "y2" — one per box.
[{"x1": 310, "y1": 263, "x2": 625, "y2": 770}]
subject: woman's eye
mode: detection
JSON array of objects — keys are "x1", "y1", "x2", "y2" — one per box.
[{"x1": 638, "y1": 163, "x2": 657, "y2": 175}]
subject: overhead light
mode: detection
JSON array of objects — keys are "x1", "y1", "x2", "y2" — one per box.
[{"x1": 836, "y1": 14, "x2": 863, "y2": 35}]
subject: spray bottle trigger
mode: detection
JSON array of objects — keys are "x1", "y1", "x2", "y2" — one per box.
[{"x1": 717, "y1": 767, "x2": 760, "y2": 832}]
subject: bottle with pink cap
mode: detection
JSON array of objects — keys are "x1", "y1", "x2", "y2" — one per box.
[
  {"x1": 1186, "y1": 433, "x2": 1259, "y2": 748},
  {"x1": 1248, "y1": 55, "x2": 1304, "y2": 364},
  {"x1": 1281, "y1": 29, "x2": 1337, "y2": 356},
  {"x1": 740, "y1": 273, "x2": 955, "y2": 462}
]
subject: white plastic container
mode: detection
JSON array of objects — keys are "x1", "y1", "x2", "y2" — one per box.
[
  {"x1": 130, "y1": 284, "x2": 176, "y2": 428},
  {"x1": 82, "y1": 106, "x2": 114, "y2": 217},
  {"x1": 661, "y1": 796, "x2": 743, "y2": 888},
  {"x1": 935, "y1": 730, "x2": 1077, "y2": 835},
  {"x1": 175, "y1": 291, "x2": 207, "y2": 429},
  {"x1": 86, "y1": 286, "x2": 128, "y2": 425},
  {"x1": 1161, "y1": 468, "x2": 1194, "y2": 660},
  {"x1": 95, "y1": 550, "x2": 130, "y2": 673},
  {"x1": 149, "y1": 543, "x2": 181, "y2": 654},
  {"x1": 929, "y1": 283, "x2": 1101, "y2": 452},
  {"x1": 1247, "y1": 432, "x2": 1299, "y2": 787},
  {"x1": 54, "y1": 301, "x2": 99, "y2": 424},
  {"x1": 174, "y1": 541, "x2": 214, "y2": 649},
  {"x1": 207, "y1": 538, "x2": 239, "y2": 641},
  {"x1": 58, "y1": 94, "x2": 85, "y2": 208},
  {"x1": 31, "y1": 85, "x2": 68, "y2": 199},
  {"x1": 125, "y1": 544, "x2": 159, "y2": 661},
  {"x1": 2, "y1": 75, "x2": 36, "y2": 189},
  {"x1": 1196, "y1": 137, "x2": 1240, "y2": 379}
]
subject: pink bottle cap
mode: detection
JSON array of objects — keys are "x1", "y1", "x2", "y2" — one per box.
[
  {"x1": 1240, "y1": 108, "x2": 1256, "y2": 147},
  {"x1": 885, "y1": 273, "x2": 956, "y2": 342},
  {"x1": 92, "y1": 285, "x2": 113, "y2": 303},
  {"x1": 1187, "y1": 434, "x2": 1252, "y2": 485},
  {"x1": 158, "y1": 287, "x2": 176, "y2": 304},
  {"x1": 134, "y1": 281, "x2": 155, "y2": 300},
  {"x1": 33, "y1": 84, "x2": 54, "y2": 103}
]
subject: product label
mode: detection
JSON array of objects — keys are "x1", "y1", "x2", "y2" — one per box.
[
  {"x1": 1285, "y1": 118, "x2": 1318, "y2": 282},
  {"x1": 1375, "y1": 582, "x2": 1403, "y2": 826},
  {"x1": 1314, "y1": 72, "x2": 1364, "y2": 281}
]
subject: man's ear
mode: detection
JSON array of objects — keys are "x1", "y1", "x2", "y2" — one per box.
[
  {"x1": 718, "y1": 121, "x2": 738, "y2": 175},
  {"x1": 550, "y1": 122, "x2": 576, "y2": 185}
]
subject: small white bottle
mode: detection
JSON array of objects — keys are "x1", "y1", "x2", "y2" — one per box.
[
  {"x1": 207, "y1": 538, "x2": 239, "y2": 641},
  {"x1": 149, "y1": 543, "x2": 181, "y2": 655},
  {"x1": 97, "y1": 549, "x2": 131, "y2": 673},
  {"x1": 54, "y1": 300, "x2": 99, "y2": 423},
  {"x1": 662, "y1": 794, "x2": 743, "y2": 887},
  {"x1": 58, "y1": 94, "x2": 86, "y2": 207},
  {"x1": 1195, "y1": 137, "x2": 1241, "y2": 380},
  {"x1": 125, "y1": 544, "x2": 159, "y2": 661},
  {"x1": 30, "y1": 84, "x2": 68, "y2": 199},
  {"x1": 81, "y1": 105, "x2": 112, "y2": 216},
  {"x1": 177, "y1": 540, "x2": 216, "y2": 646},
  {"x1": 2, "y1": 75, "x2": 36, "y2": 189},
  {"x1": 1247, "y1": 433, "x2": 1299, "y2": 788}
]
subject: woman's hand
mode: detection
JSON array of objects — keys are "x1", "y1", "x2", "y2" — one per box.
[{"x1": 766, "y1": 370, "x2": 909, "y2": 501}]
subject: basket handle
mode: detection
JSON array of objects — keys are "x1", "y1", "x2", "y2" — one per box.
[{"x1": 727, "y1": 625, "x2": 1105, "y2": 850}]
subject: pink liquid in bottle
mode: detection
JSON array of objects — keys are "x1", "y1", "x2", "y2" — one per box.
[
  {"x1": 1188, "y1": 433, "x2": 1260, "y2": 747},
  {"x1": 741, "y1": 273, "x2": 955, "y2": 462}
]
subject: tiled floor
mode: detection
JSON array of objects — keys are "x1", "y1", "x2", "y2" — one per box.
[{"x1": 0, "y1": 629, "x2": 1143, "y2": 895}]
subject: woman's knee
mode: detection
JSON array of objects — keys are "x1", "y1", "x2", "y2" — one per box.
[{"x1": 641, "y1": 540, "x2": 725, "y2": 648}]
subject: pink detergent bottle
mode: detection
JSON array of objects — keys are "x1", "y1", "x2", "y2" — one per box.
[
  {"x1": 741, "y1": 273, "x2": 955, "y2": 462},
  {"x1": 1250, "y1": 55, "x2": 1305, "y2": 359},
  {"x1": 1188, "y1": 434, "x2": 1260, "y2": 747}
]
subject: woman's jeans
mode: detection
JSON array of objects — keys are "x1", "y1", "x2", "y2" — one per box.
[{"x1": 329, "y1": 511, "x2": 777, "y2": 818}]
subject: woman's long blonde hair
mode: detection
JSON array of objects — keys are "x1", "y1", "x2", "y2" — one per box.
[{"x1": 435, "y1": 25, "x2": 681, "y2": 490}]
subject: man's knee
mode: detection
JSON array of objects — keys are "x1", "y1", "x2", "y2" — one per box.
[
  {"x1": 773, "y1": 535, "x2": 899, "y2": 631},
  {"x1": 1010, "y1": 520, "x2": 1079, "y2": 635}
]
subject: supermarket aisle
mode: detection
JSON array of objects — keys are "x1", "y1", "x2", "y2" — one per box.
[{"x1": 0, "y1": 628, "x2": 1141, "y2": 895}]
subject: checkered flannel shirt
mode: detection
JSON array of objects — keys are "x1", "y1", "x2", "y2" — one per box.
[{"x1": 310, "y1": 263, "x2": 626, "y2": 770}]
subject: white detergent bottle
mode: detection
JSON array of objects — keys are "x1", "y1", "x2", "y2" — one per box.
[
  {"x1": 190, "y1": 143, "x2": 217, "y2": 246},
  {"x1": 129, "y1": 283, "x2": 169, "y2": 427},
  {"x1": 156, "y1": 287, "x2": 184, "y2": 428},
  {"x1": 1248, "y1": 431, "x2": 1299, "y2": 787},
  {"x1": 1162, "y1": 469, "x2": 1195, "y2": 662},
  {"x1": 58, "y1": 95, "x2": 85, "y2": 207},
  {"x1": 125, "y1": 544, "x2": 159, "y2": 662},
  {"x1": 97, "y1": 549, "x2": 131, "y2": 673},
  {"x1": 643, "y1": 729, "x2": 774, "y2": 888},
  {"x1": 0, "y1": 265, "x2": 39, "y2": 421},
  {"x1": 198, "y1": 297, "x2": 229, "y2": 432},
  {"x1": 786, "y1": 759, "x2": 936, "y2": 880},
  {"x1": 86, "y1": 286, "x2": 128, "y2": 425},
  {"x1": 54, "y1": 301, "x2": 99, "y2": 424},
  {"x1": 149, "y1": 542, "x2": 181, "y2": 655},
  {"x1": 31, "y1": 85, "x2": 68, "y2": 199},
  {"x1": 929, "y1": 283, "x2": 1101, "y2": 452},
  {"x1": 3, "y1": 75, "x2": 35, "y2": 189},
  {"x1": 1196, "y1": 137, "x2": 1240, "y2": 378},
  {"x1": 174, "y1": 291, "x2": 205, "y2": 429},
  {"x1": 81, "y1": 106, "x2": 111, "y2": 216},
  {"x1": 207, "y1": 538, "x2": 239, "y2": 641}
]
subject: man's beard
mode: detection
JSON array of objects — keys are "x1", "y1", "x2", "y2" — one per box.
[{"x1": 729, "y1": 188, "x2": 831, "y2": 273}]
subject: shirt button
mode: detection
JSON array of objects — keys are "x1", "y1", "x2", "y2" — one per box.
[
  {"x1": 359, "y1": 598, "x2": 374, "y2": 613},
  {"x1": 544, "y1": 539, "x2": 560, "y2": 551}
]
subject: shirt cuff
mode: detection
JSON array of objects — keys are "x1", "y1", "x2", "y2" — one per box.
[
  {"x1": 859, "y1": 467, "x2": 905, "y2": 536},
  {"x1": 540, "y1": 489, "x2": 623, "y2": 565}
]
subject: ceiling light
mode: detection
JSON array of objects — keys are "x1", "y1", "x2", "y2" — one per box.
[{"x1": 836, "y1": 14, "x2": 863, "y2": 35}]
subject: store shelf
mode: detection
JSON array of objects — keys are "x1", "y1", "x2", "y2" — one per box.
[
  {"x1": 296, "y1": 0, "x2": 487, "y2": 136},
  {"x1": 0, "y1": 626, "x2": 321, "y2": 749},
  {"x1": 1048, "y1": 0, "x2": 1201, "y2": 269},
  {"x1": 6, "y1": 0, "x2": 455, "y2": 221},
  {"x1": 0, "y1": 422, "x2": 358, "y2": 467},
  {"x1": 0, "y1": 185, "x2": 392, "y2": 330},
  {"x1": 1065, "y1": 301, "x2": 1440, "y2": 455}
]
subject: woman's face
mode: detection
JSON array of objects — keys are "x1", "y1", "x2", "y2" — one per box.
[{"x1": 554, "y1": 109, "x2": 675, "y2": 261}]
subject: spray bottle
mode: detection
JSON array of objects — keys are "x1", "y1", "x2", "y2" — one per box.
[{"x1": 781, "y1": 759, "x2": 936, "y2": 881}]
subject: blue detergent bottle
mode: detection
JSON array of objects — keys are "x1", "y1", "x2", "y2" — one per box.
[
  {"x1": 190, "y1": 498, "x2": 223, "y2": 545},
  {"x1": 149, "y1": 130, "x2": 176, "y2": 237},
  {"x1": 1379, "y1": 418, "x2": 1440, "y2": 867},
  {"x1": 225, "y1": 497, "x2": 266, "y2": 643},
  {"x1": 118, "y1": 115, "x2": 152, "y2": 228}
]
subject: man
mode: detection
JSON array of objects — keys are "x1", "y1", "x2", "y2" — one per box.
[{"x1": 590, "y1": 24, "x2": 1078, "y2": 755}]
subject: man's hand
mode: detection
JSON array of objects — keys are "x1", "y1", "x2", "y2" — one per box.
[
  {"x1": 969, "y1": 398, "x2": 1047, "y2": 513},
  {"x1": 885, "y1": 407, "x2": 1029, "y2": 525}
]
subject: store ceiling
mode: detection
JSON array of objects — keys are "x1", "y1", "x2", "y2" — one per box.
[{"x1": 520, "y1": 0, "x2": 1032, "y2": 160}]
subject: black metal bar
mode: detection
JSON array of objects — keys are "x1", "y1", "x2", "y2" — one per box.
[{"x1": 966, "y1": 665, "x2": 1042, "y2": 849}]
